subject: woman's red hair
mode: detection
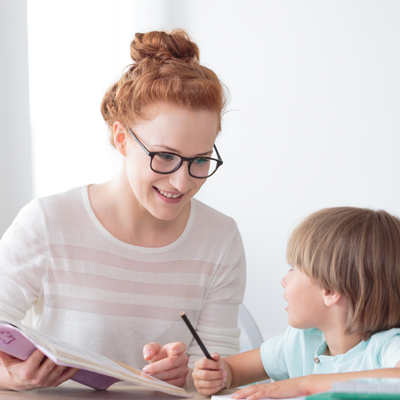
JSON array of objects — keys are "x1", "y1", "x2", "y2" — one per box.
[{"x1": 101, "y1": 29, "x2": 227, "y2": 146}]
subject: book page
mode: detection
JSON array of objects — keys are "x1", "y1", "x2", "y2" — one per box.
[{"x1": 0, "y1": 320, "x2": 187, "y2": 397}]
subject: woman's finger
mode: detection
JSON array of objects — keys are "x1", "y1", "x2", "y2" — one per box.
[
  {"x1": 143, "y1": 352, "x2": 188, "y2": 375},
  {"x1": 32, "y1": 356, "x2": 59, "y2": 384},
  {"x1": 143, "y1": 342, "x2": 162, "y2": 361},
  {"x1": 53, "y1": 367, "x2": 80, "y2": 387},
  {"x1": 147, "y1": 342, "x2": 187, "y2": 363},
  {"x1": 0, "y1": 350, "x2": 21, "y2": 367},
  {"x1": 24, "y1": 349, "x2": 48, "y2": 370},
  {"x1": 145, "y1": 364, "x2": 188, "y2": 381}
]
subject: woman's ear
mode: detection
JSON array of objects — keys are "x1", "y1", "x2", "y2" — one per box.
[
  {"x1": 322, "y1": 289, "x2": 341, "y2": 307},
  {"x1": 113, "y1": 121, "x2": 129, "y2": 156}
]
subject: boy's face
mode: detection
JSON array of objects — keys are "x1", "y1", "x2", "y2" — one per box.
[{"x1": 281, "y1": 265, "x2": 327, "y2": 329}]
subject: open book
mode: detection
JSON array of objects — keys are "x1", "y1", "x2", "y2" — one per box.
[{"x1": 0, "y1": 320, "x2": 188, "y2": 397}]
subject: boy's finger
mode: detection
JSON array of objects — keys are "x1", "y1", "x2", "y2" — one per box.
[
  {"x1": 195, "y1": 368, "x2": 225, "y2": 381},
  {"x1": 198, "y1": 376, "x2": 225, "y2": 387},
  {"x1": 196, "y1": 358, "x2": 222, "y2": 370},
  {"x1": 198, "y1": 381, "x2": 226, "y2": 396}
]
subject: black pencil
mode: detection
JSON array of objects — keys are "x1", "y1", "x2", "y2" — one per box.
[{"x1": 180, "y1": 311, "x2": 212, "y2": 359}]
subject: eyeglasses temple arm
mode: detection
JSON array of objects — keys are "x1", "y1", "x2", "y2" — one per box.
[
  {"x1": 213, "y1": 145, "x2": 223, "y2": 163},
  {"x1": 128, "y1": 128, "x2": 151, "y2": 155}
]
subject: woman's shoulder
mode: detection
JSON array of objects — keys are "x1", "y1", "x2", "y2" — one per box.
[
  {"x1": 24, "y1": 185, "x2": 88, "y2": 226},
  {"x1": 37, "y1": 185, "x2": 86, "y2": 208}
]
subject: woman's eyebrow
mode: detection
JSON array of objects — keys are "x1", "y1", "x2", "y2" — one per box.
[{"x1": 154, "y1": 144, "x2": 213, "y2": 156}]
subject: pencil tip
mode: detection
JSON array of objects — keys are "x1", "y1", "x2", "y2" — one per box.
[{"x1": 179, "y1": 311, "x2": 185, "y2": 316}]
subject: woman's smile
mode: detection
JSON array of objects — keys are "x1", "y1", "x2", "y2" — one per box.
[{"x1": 154, "y1": 187, "x2": 185, "y2": 203}]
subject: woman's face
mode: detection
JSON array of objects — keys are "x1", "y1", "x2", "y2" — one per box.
[{"x1": 119, "y1": 103, "x2": 219, "y2": 221}]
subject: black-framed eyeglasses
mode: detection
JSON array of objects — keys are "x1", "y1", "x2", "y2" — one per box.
[{"x1": 127, "y1": 128, "x2": 223, "y2": 179}]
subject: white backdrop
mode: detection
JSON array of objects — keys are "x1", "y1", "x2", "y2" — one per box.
[
  {"x1": 0, "y1": 1, "x2": 32, "y2": 236},
  {"x1": 27, "y1": 0, "x2": 400, "y2": 341}
]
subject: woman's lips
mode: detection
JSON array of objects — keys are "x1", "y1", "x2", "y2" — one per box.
[{"x1": 154, "y1": 187, "x2": 185, "y2": 203}]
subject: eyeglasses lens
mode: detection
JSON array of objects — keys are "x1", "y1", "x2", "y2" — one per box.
[
  {"x1": 152, "y1": 153, "x2": 181, "y2": 172},
  {"x1": 190, "y1": 158, "x2": 215, "y2": 178},
  {"x1": 151, "y1": 153, "x2": 218, "y2": 178}
]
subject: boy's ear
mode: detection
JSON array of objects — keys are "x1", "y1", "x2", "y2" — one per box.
[
  {"x1": 322, "y1": 289, "x2": 341, "y2": 307},
  {"x1": 113, "y1": 121, "x2": 129, "y2": 156}
]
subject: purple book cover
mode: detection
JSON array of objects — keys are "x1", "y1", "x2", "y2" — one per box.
[
  {"x1": 0, "y1": 321, "x2": 188, "y2": 397},
  {"x1": 0, "y1": 323, "x2": 120, "y2": 390}
]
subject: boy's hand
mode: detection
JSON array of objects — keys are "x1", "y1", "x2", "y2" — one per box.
[
  {"x1": 232, "y1": 375, "x2": 317, "y2": 399},
  {"x1": 193, "y1": 352, "x2": 228, "y2": 396},
  {"x1": 141, "y1": 342, "x2": 189, "y2": 387},
  {"x1": 0, "y1": 349, "x2": 79, "y2": 391}
]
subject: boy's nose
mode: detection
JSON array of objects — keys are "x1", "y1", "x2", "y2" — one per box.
[{"x1": 281, "y1": 275, "x2": 287, "y2": 288}]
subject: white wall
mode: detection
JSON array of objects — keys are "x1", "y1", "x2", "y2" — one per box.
[
  {"x1": 26, "y1": 0, "x2": 400, "y2": 340},
  {"x1": 0, "y1": 1, "x2": 33, "y2": 238}
]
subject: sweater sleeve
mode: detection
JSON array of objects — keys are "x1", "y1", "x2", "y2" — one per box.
[
  {"x1": 186, "y1": 226, "x2": 246, "y2": 368},
  {"x1": 0, "y1": 199, "x2": 49, "y2": 321}
]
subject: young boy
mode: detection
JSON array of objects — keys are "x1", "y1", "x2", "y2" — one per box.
[{"x1": 193, "y1": 207, "x2": 400, "y2": 399}]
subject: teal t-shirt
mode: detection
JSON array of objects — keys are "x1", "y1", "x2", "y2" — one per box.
[{"x1": 260, "y1": 327, "x2": 400, "y2": 381}]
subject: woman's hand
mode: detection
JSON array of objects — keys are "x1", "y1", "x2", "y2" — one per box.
[
  {"x1": 193, "y1": 352, "x2": 228, "y2": 396},
  {"x1": 0, "y1": 349, "x2": 79, "y2": 391},
  {"x1": 141, "y1": 342, "x2": 189, "y2": 387}
]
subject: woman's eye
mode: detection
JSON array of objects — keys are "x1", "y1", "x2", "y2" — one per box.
[
  {"x1": 157, "y1": 153, "x2": 175, "y2": 162},
  {"x1": 194, "y1": 158, "x2": 209, "y2": 166}
]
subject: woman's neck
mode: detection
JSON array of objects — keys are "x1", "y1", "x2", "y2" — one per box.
[{"x1": 88, "y1": 173, "x2": 190, "y2": 248}]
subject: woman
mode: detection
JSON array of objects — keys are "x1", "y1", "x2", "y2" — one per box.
[{"x1": 0, "y1": 29, "x2": 246, "y2": 391}]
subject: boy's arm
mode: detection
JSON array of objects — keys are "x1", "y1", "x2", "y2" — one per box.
[
  {"x1": 226, "y1": 349, "x2": 269, "y2": 388},
  {"x1": 232, "y1": 363, "x2": 400, "y2": 400},
  {"x1": 193, "y1": 349, "x2": 269, "y2": 396}
]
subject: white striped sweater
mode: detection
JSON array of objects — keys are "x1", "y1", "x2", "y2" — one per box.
[{"x1": 0, "y1": 186, "x2": 246, "y2": 369}]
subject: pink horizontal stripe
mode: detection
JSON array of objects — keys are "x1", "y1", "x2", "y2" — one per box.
[
  {"x1": 45, "y1": 294, "x2": 199, "y2": 321},
  {"x1": 49, "y1": 244, "x2": 216, "y2": 275},
  {"x1": 47, "y1": 270, "x2": 204, "y2": 298}
]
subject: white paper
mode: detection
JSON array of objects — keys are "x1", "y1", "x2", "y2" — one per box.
[{"x1": 211, "y1": 394, "x2": 306, "y2": 400}]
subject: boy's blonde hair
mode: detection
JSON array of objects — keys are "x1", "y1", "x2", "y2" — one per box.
[{"x1": 286, "y1": 207, "x2": 400, "y2": 340}]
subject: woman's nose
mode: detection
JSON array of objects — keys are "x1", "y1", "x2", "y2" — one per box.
[{"x1": 169, "y1": 162, "x2": 191, "y2": 192}]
